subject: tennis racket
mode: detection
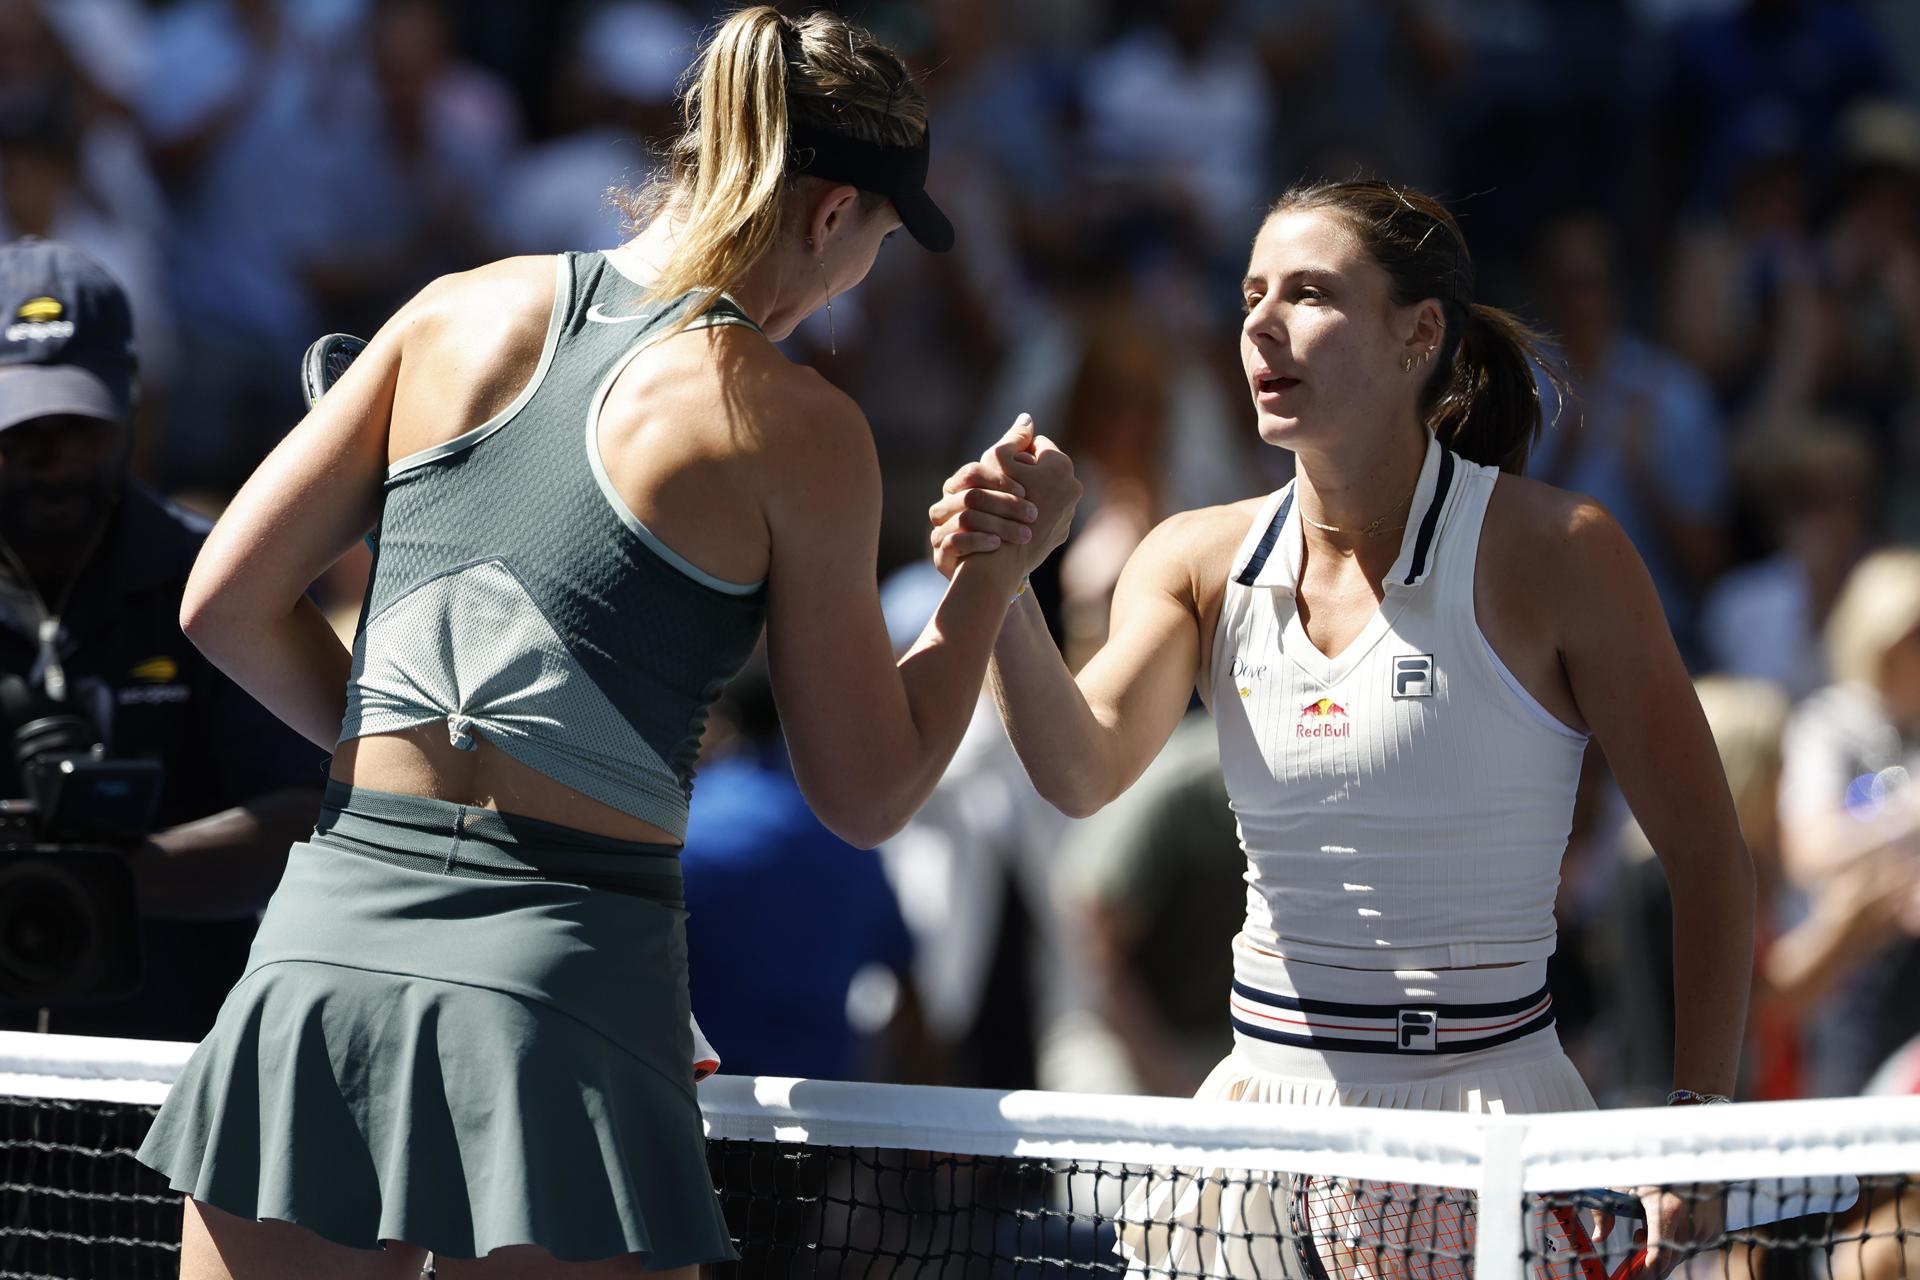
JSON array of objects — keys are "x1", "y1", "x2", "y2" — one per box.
[
  {"x1": 300, "y1": 333, "x2": 368, "y2": 409},
  {"x1": 1553, "y1": 1177, "x2": 1860, "y2": 1280}
]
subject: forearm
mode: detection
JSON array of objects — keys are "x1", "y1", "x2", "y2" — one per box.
[
  {"x1": 131, "y1": 786, "x2": 324, "y2": 919},
  {"x1": 987, "y1": 592, "x2": 1124, "y2": 818},
  {"x1": 857, "y1": 553, "x2": 1029, "y2": 844},
  {"x1": 183, "y1": 596, "x2": 352, "y2": 750},
  {"x1": 1665, "y1": 845, "x2": 1755, "y2": 1097}
]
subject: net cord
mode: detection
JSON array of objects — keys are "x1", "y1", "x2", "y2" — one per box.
[{"x1": 5, "y1": 1027, "x2": 1919, "y2": 1273}]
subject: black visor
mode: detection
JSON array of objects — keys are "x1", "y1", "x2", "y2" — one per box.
[{"x1": 791, "y1": 123, "x2": 954, "y2": 253}]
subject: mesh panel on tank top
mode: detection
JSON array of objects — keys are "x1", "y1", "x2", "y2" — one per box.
[{"x1": 340, "y1": 253, "x2": 768, "y2": 838}]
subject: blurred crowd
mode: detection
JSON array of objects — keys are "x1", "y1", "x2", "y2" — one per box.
[{"x1": 9, "y1": 0, "x2": 1920, "y2": 1104}]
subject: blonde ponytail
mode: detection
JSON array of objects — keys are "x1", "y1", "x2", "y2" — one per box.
[
  {"x1": 643, "y1": 6, "x2": 792, "y2": 330},
  {"x1": 631, "y1": 7, "x2": 927, "y2": 332}
]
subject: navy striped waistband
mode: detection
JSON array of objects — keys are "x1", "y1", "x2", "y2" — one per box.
[
  {"x1": 313, "y1": 778, "x2": 684, "y2": 906},
  {"x1": 1229, "y1": 977, "x2": 1554, "y2": 1056}
]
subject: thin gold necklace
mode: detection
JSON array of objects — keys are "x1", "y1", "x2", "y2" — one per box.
[{"x1": 1299, "y1": 472, "x2": 1421, "y2": 539}]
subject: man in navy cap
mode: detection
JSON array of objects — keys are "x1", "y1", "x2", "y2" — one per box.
[{"x1": 0, "y1": 238, "x2": 324, "y2": 1041}]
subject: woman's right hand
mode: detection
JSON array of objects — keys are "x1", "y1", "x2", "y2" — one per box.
[{"x1": 928, "y1": 414, "x2": 1080, "y2": 579}]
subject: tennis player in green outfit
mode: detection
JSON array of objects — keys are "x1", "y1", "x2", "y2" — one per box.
[{"x1": 137, "y1": 9, "x2": 1078, "y2": 1278}]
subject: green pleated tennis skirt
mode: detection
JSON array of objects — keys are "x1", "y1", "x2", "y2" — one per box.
[{"x1": 137, "y1": 780, "x2": 737, "y2": 1268}]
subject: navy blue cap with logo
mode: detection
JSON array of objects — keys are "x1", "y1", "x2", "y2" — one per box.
[{"x1": 0, "y1": 238, "x2": 137, "y2": 433}]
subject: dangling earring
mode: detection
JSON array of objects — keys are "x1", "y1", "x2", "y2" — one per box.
[
  {"x1": 817, "y1": 256, "x2": 836, "y2": 356},
  {"x1": 1401, "y1": 354, "x2": 1414, "y2": 372}
]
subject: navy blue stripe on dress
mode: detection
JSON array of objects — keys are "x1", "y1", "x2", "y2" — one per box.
[
  {"x1": 1229, "y1": 1006, "x2": 1556, "y2": 1056},
  {"x1": 1404, "y1": 447, "x2": 1455, "y2": 584},
  {"x1": 1235, "y1": 491, "x2": 1293, "y2": 586},
  {"x1": 1229, "y1": 978, "x2": 1552, "y2": 1020}
]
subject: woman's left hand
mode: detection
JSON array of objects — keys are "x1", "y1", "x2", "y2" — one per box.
[
  {"x1": 928, "y1": 414, "x2": 1046, "y2": 577},
  {"x1": 1636, "y1": 1185, "x2": 1722, "y2": 1278}
]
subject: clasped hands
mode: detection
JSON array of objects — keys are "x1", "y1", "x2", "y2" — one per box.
[{"x1": 927, "y1": 413, "x2": 1081, "y2": 582}]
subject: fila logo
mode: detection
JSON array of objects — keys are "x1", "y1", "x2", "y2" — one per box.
[
  {"x1": 1392, "y1": 654, "x2": 1434, "y2": 699},
  {"x1": 1397, "y1": 1009, "x2": 1438, "y2": 1051}
]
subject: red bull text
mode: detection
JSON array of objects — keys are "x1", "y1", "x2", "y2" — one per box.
[{"x1": 1296, "y1": 697, "x2": 1351, "y2": 738}]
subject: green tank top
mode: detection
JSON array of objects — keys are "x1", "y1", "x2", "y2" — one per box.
[{"x1": 339, "y1": 252, "x2": 769, "y2": 839}]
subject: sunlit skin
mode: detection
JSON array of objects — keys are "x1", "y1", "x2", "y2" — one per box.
[
  {"x1": 172, "y1": 133, "x2": 1074, "y2": 1280},
  {"x1": 929, "y1": 200, "x2": 1756, "y2": 1276},
  {"x1": 1240, "y1": 209, "x2": 1443, "y2": 540},
  {"x1": 611, "y1": 183, "x2": 901, "y2": 343}
]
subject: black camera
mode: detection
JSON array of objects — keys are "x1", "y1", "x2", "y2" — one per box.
[{"x1": 0, "y1": 675, "x2": 162, "y2": 1003}]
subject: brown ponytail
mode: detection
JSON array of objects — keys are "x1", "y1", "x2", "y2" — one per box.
[
  {"x1": 1271, "y1": 180, "x2": 1565, "y2": 474},
  {"x1": 629, "y1": 7, "x2": 926, "y2": 332}
]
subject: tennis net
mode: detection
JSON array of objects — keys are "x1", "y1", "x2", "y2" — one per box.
[{"x1": 2, "y1": 1031, "x2": 1914, "y2": 1279}]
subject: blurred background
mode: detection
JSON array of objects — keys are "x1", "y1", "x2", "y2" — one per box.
[{"x1": 9, "y1": 0, "x2": 1920, "y2": 1106}]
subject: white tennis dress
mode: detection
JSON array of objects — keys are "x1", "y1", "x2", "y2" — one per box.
[{"x1": 1123, "y1": 433, "x2": 1598, "y2": 1279}]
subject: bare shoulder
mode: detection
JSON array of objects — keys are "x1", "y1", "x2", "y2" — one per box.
[
  {"x1": 380, "y1": 257, "x2": 565, "y2": 459},
  {"x1": 1484, "y1": 473, "x2": 1638, "y2": 579},
  {"x1": 1125, "y1": 494, "x2": 1272, "y2": 615},
  {"x1": 1481, "y1": 472, "x2": 1653, "y2": 634},
  {"x1": 612, "y1": 323, "x2": 872, "y2": 462},
  {"x1": 401, "y1": 255, "x2": 559, "y2": 348},
  {"x1": 1141, "y1": 496, "x2": 1269, "y2": 563}
]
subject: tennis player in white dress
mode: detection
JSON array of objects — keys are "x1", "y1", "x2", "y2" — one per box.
[{"x1": 928, "y1": 181, "x2": 1754, "y2": 1280}]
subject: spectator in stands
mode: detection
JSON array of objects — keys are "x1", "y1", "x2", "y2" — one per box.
[
  {"x1": 1243, "y1": 0, "x2": 1461, "y2": 196},
  {"x1": 491, "y1": 0, "x2": 686, "y2": 256},
  {"x1": 1528, "y1": 211, "x2": 1728, "y2": 658},
  {"x1": 0, "y1": 238, "x2": 324, "y2": 1041},
  {"x1": 1777, "y1": 548, "x2": 1920, "y2": 1095},
  {"x1": 135, "y1": 0, "x2": 364, "y2": 488},
  {"x1": 304, "y1": 0, "x2": 520, "y2": 338},
  {"x1": 1607, "y1": 677, "x2": 1918, "y2": 1104},
  {"x1": 1820, "y1": 100, "x2": 1920, "y2": 442},
  {"x1": 1080, "y1": 0, "x2": 1272, "y2": 256},
  {"x1": 681, "y1": 652, "x2": 918, "y2": 1083},
  {"x1": 0, "y1": 0, "x2": 176, "y2": 446},
  {"x1": 1703, "y1": 419, "x2": 1875, "y2": 699},
  {"x1": 1055, "y1": 711, "x2": 1243, "y2": 1098},
  {"x1": 1660, "y1": 0, "x2": 1900, "y2": 217}
]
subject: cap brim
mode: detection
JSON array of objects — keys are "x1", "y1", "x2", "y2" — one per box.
[
  {"x1": 0, "y1": 365, "x2": 132, "y2": 433},
  {"x1": 894, "y1": 189, "x2": 955, "y2": 254}
]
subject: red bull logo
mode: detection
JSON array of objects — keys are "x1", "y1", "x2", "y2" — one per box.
[{"x1": 1296, "y1": 697, "x2": 1351, "y2": 739}]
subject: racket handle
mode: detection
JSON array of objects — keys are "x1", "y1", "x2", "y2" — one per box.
[{"x1": 1609, "y1": 1246, "x2": 1650, "y2": 1280}]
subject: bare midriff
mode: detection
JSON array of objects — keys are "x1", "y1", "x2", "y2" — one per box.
[{"x1": 330, "y1": 725, "x2": 684, "y2": 846}]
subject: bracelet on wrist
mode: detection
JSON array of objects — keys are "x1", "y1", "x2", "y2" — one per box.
[
  {"x1": 1010, "y1": 575, "x2": 1031, "y2": 607},
  {"x1": 1665, "y1": 1089, "x2": 1731, "y2": 1106}
]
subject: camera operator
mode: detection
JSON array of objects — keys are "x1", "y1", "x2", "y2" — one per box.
[{"x1": 0, "y1": 238, "x2": 324, "y2": 1041}]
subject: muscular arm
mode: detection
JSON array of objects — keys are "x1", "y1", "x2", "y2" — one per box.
[
  {"x1": 983, "y1": 508, "x2": 1238, "y2": 818},
  {"x1": 178, "y1": 288, "x2": 418, "y2": 746},
  {"x1": 1552, "y1": 501, "x2": 1754, "y2": 1098},
  {"x1": 180, "y1": 263, "x2": 551, "y2": 749},
  {"x1": 764, "y1": 402, "x2": 1078, "y2": 848}
]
